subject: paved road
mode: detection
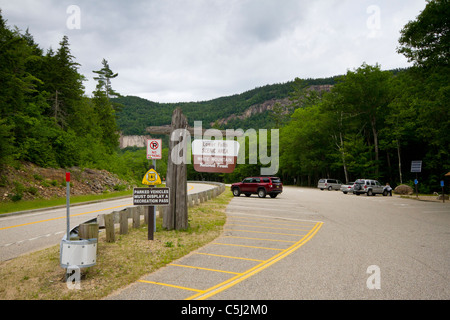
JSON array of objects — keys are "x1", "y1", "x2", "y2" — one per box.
[
  {"x1": 106, "y1": 186, "x2": 450, "y2": 300},
  {"x1": 0, "y1": 183, "x2": 214, "y2": 262}
]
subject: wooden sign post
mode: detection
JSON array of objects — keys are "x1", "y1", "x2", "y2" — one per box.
[
  {"x1": 146, "y1": 108, "x2": 243, "y2": 231},
  {"x1": 146, "y1": 108, "x2": 189, "y2": 230}
]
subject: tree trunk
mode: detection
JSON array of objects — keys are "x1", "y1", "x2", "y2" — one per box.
[
  {"x1": 370, "y1": 116, "x2": 379, "y2": 177},
  {"x1": 396, "y1": 139, "x2": 403, "y2": 184}
]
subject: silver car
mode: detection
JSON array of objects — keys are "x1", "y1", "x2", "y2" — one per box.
[
  {"x1": 318, "y1": 179, "x2": 343, "y2": 191},
  {"x1": 353, "y1": 179, "x2": 384, "y2": 196},
  {"x1": 340, "y1": 182, "x2": 355, "y2": 194}
]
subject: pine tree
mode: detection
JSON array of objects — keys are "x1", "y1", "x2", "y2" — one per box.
[
  {"x1": 42, "y1": 35, "x2": 85, "y2": 128},
  {"x1": 93, "y1": 58, "x2": 120, "y2": 100},
  {"x1": 92, "y1": 59, "x2": 120, "y2": 154}
]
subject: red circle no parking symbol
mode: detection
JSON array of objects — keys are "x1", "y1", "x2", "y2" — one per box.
[{"x1": 150, "y1": 141, "x2": 159, "y2": 150}]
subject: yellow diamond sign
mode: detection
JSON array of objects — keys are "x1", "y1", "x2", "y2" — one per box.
[{"x1": 142, "y1": 169, "x2": 162, "y2": 185}]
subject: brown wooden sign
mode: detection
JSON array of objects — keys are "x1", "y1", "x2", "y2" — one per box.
[{"x1": 192, "y1": 140, "x2": 240, "y2": 173}]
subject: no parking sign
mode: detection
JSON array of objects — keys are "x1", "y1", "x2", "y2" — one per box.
[{"x1": 147, "y1": 139, "x2": 162, "y2": 159}]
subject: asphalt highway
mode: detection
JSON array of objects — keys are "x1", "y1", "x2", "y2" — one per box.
[{"x1": 0, "y1": 182, "x2": 214, "y2": 262}]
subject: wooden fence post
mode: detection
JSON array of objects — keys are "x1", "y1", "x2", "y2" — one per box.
[
  {"x1": 132, "y1": 208, "x2": 140, "y2": 228},
  {"x1": 120, "y1": 210, "x2": 128, "y2": 235},
  {"x1": 104, "y1": 213, "x2": 115, "y2": 243},
  {"x1": 79, "y1": 223, "x2": 99, "y2": 240}
]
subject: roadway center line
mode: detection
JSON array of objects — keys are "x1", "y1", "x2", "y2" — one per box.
[
  {"x1": 0, "y1": 184, "x2": 198, "y2": 231},
  {"x1": 0, "y1": 204, "x2": 131, "y2": 231}
]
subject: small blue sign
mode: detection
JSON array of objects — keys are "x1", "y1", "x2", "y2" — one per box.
[
  {"x1": 414, "y1": 179, "x2": 418, "y2": 185},
  {"x1": 441, "y1": 180, "x2": 445, "y2": 187}
]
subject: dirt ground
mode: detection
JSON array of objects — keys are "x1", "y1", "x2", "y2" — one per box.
[{"x1": 0, "y1": 162, "x2": 131, "y2": 202}]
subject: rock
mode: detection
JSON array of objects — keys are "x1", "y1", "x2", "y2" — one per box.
[
  {"x1": 394, "y1": 184, "x2": 414, "y2": 195},
  {"x1": 437, "y1": 194, "x2": 449, "y2": 200}
]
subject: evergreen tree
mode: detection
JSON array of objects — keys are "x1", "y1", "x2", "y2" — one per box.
[
  {"x1": 93, "y1": 58, "x2": 120, "y2": 100},
  {"x1": 44, "y1": 35, "x2": 85, "y2": 128},
  {"x1": 92, "y1": 59, "x2": 120, "y2": 154}
]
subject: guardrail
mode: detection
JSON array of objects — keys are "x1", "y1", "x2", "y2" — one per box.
[{"x1": 60, "y1": 182, "x2": 225, "y2": 269}]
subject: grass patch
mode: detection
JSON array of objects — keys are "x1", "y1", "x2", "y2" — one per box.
[
  {"x1": 0, "y1": 187, "x2": 233, "y2": 300},
  {"x1": 0, "y1": 189, "x2": 134, "y2": 215}
]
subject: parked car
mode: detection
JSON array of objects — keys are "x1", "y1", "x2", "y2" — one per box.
[
  {"x1": 231, "y1": 177, "x2": 283, "y2": 198},
  {"x1": 340, "y1": 182, "x2": 355, "y2": 194},
  {"x1": 353, "y1": 179, "x2": 384, "y2": 196},
  {"x1": 317, "y1": 179, "x2": 343, "y2": 191}
]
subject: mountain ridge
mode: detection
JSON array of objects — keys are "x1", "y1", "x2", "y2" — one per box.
[{"x1": 114, "y1": 77, "x2": 338, "y2": 135}]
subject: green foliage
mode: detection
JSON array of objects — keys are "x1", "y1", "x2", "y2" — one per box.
[
  {"x1": 113, "y1": 79, "x2": 336, "y2": 135},
  {"x1": 0, "y1": 12, "x2": 129, "y2": 180},
  {"x1": 397, "y1": 0, "x2": 449, "y2": 69},
  {"x1": 93, "y1": 58, "x2": 120, "y2": 99}
]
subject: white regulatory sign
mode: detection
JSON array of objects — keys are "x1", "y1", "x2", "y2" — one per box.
[
  {"x1": 411, "y1": 160, "x2": 422, "y2": 173},
  {"x1": 147, "y1": 139, "x2": 162, "y2": 160}
]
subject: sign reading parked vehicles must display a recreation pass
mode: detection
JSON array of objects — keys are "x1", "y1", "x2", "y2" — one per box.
[{"x1": 133, "y1": 187, "x2": 170, "y2": 206}]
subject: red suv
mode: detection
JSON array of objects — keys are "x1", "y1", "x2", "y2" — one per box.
[{"x1": 231, "y1": 177, "x2": 283, "y2": 198}]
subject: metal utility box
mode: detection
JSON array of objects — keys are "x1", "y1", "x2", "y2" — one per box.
[{"x1": 60, "y1": 238, "x2": 97, "y2": 268}]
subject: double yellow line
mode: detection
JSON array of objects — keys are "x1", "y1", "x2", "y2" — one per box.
[{"x1": 186, "y1": 221, "x2": 323, "y2": 300}]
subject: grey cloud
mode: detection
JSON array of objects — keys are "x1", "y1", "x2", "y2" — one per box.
[{"x1": 0, "y1": 0, "x2": 427, "y2": 102}]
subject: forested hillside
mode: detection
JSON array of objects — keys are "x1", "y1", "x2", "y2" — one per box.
[
  {"x1": 1, "y1": 0, "x2": 448, "y2": 198},
  {"x1": 114, "y1": 77, "x2": 337, "y2": 134},
  {"x1": 0, "y1": 11, "x2": 144, "y2": 187}
]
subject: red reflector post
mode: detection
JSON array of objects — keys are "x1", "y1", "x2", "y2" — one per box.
[{"x1": 66, "y1": 172, "x2": 70, "y2": 182}]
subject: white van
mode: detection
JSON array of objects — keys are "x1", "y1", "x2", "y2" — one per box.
[{"x1": 317, "y1": 179, "x2": 343, "y2": 191}]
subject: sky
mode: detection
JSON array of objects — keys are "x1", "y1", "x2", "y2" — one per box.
[{"x1": 0, "y1": 0, "x2": 427, "y2": 103}]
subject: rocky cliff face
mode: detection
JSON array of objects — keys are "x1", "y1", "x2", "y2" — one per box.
[
  {"x1": 211, "y1": 98, "x2": 291, "y2": 127},
  {"x1": 119, "y1": 135, "x2": 150, "y2": 149},
  {"x1": 210, "y1": 84, "x2": 333, "y2": 126}
]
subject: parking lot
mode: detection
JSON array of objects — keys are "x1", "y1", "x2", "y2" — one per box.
[
  {"x1": 107, "y1": 186, "x2": 450, "y2": 300},
  {"x1": 106, "y1": 192, "x2": 323, "y2": 300}
]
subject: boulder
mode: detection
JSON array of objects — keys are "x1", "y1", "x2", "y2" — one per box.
[
  {"x1": 394, "y1": 184, "x2": 414, "y2": 195},
  {"x1": 437, "y1": 194, "x2": 449, "y2": 200}
]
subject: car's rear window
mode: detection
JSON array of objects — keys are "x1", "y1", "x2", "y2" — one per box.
[
  {"x1": 319, "y1": 179, "x2": 325, "y2": 183},
  {"x1": 271, "y1": 178, "x2": 281, "y2": 183}
]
